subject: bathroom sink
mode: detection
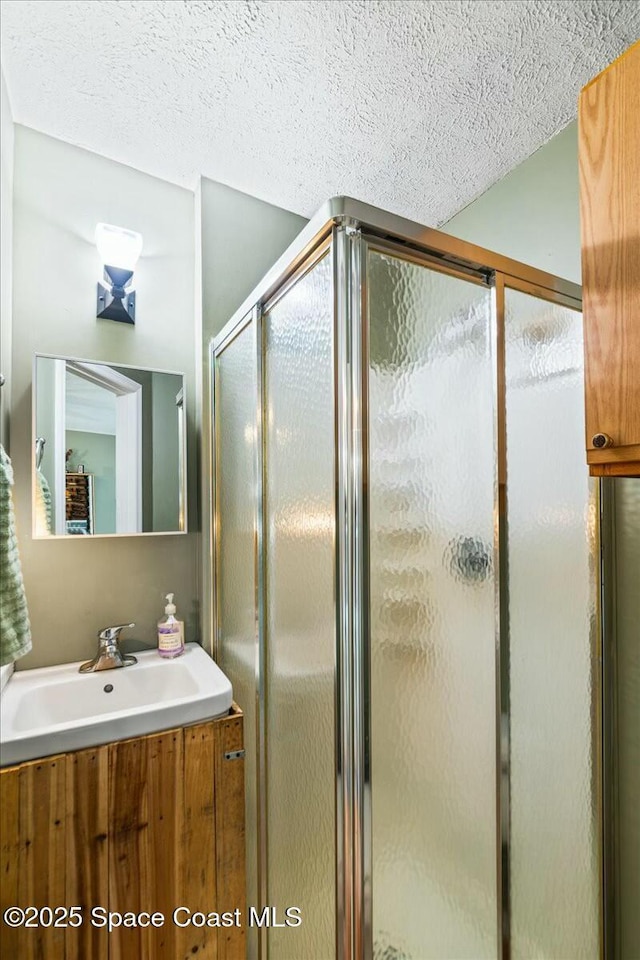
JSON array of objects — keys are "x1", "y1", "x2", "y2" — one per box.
[{"x1": 0, "y1": 643, "x2": 232, "y2": 766}]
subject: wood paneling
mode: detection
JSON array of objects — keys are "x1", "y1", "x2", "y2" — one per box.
[
  {"x1": 214, "y1": 711, "x2": 246, "y2": 960},
  {"x1": 144, "y1": 730, "x2": 183, "y2": 959},
  {"x1": 0, "y1": 757, "x2": 68, "y2": 960},
  {"x1": 579, "y1": 41, "x2": 640, "y2": 471},
  {"x1": 66, "y1": 747, "x2": 109, "y2": 960},
  {"x1": 180, "y1": 721, "x2": 218, "y2": 960},
  {"x1": 0, "y1": 709, "x2": 245, "y2": 960},
  {"x1": 21, "y1": 758, "x2": 67, "y2": 958},
  {"x1": 587, "y1": 442, "x2": 640, "y2": 465},
  {"x1": 0, "y1": 759, "x2": 21, "y2": 958},
  {"x1": 108, "y1": 733, "x2": 150, "y2": 960},
  {"x1": 590, "y1": 461, "x2": 640, "y2": 478}
]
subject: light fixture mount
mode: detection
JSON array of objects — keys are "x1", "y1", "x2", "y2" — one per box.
[
  {"x1": 95, "y1": 224, "x2": 143, "y2": 324},
  {"x1": 97, "y1": 265, "x2": 136, "y2": 323}
]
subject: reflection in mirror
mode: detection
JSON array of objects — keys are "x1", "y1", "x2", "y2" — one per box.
[{"x1": 34, "y1": 356, "x2": 187, "y2": 537}]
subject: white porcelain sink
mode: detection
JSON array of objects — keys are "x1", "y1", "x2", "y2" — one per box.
[{"x1": 0, "y1": 643, "x2": 232, "y2": 766}]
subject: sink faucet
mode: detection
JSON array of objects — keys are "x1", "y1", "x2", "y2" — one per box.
[{"x1": 79, "y1": 623, "x2": 137, "y2": 673}]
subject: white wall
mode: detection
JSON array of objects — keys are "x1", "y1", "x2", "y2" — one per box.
[
  {"x1": 12, "y1": 127, "x2": 198, "y2": 668},
  {"x1": 1, "y1": 70, "x2": 14, "y2": 449}
]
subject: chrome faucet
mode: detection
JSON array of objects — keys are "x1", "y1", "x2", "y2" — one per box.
[{"x1": 79, "y1": 623, "x2": 137, "y2": 673}]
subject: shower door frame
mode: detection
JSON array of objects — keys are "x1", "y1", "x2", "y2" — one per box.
[{"x1": 210, "y1": 197, "x2": 603, "y2": 960}]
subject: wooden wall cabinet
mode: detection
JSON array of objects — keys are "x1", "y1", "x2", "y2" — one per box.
[
  {"x1": 0, "y1": 708, "x2": 245, "y2": 960},
  {"x1": 579, "y1": 40, "x2": 640, "y2": 477}
]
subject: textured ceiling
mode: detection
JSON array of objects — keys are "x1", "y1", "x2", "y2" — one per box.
[{"x1": 2, "y1": 0, "x2": 639, "y2": 223}]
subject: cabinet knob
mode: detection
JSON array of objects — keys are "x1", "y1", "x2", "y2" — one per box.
[{"x1": 592, "y1": 433, "x2": 614, "y2": 449}]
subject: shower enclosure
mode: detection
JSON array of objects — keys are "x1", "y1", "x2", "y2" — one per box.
[{"x1": 211, "y1": 199, "x2": 602, "y2": 960}]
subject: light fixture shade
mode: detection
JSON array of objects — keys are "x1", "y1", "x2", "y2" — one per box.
[{"x1": 95, "y1": 223, "x2": 143, "y2": 270}]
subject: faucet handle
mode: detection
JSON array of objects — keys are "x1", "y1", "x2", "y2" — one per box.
[{"x1": 98, "y1": 623, "x2": 135, "y2": 643}]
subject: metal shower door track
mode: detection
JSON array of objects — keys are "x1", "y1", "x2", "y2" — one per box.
[{"x1": 213, "y1": 197, "x2": 581, "y2": 354}]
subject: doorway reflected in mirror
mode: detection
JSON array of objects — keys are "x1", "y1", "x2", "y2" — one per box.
[{"x1": 33, "y1": 355, "x2": 187, "y2": 538}]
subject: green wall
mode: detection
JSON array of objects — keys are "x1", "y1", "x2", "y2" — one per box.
[
  {"x1": 151, "y1": 371, "x2": 182, "y2": 532},
  {"x1": 12, "y1": 127, "x2": 197, "y2": 667},
  {"x1": 66, "y1": 430, "x2": 116, "y2": 534},
  {"x1": 200, "y1": 179, "x2": 307, "y2": 343},
  {"x1": 443, "y1": 123, "x2": 580, "y2": 283}
]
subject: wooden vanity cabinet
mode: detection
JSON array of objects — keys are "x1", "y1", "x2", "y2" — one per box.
[
  {"x1": 579, "y1": 40, "x2": 640, "y2": 477},
  {"x1": 0, "y1": 706, "x2": 245, "y2": 960}
]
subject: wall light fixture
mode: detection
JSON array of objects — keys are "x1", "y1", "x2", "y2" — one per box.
[{"x1": 95, "y1": 223, "x2": 143, "y2": 324}]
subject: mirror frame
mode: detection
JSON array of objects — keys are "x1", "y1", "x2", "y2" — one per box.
[{"x1": 32, "y1": 352, "x2": 188, "y2": 539}]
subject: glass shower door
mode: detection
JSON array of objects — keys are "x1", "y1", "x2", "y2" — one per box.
[
  {"x1": 613, "y1": 479, "x2": 640, "y2": 959},
  {"x1": 367, "y1": 249, "x2": 497, "y2": 959},
  {"x1": 214, "y1": 322, "x2": 260, "y2": 960},
  {"x1": 263, "y1": 253, "x2": 336, "y2": 959},
  {"x1": 504, "y1": 288, "x2": 599, "y2": 959}
]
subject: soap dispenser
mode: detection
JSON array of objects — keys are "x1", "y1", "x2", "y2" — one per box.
[{"x1": 157, "y1": 593, "x2": 185, "y2": 659}]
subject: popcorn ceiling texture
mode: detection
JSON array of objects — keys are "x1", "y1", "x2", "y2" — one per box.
[{"x1": 2, "y1": 0, "x2": 639, "y2": 223}]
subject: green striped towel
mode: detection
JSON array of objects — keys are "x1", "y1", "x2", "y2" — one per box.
[
  {"x1": 0, "y1": 444, "x2": 32, "y2": 665},
  {"x1": 35, "y1": 466, "x2": 52, "y2": 535}
]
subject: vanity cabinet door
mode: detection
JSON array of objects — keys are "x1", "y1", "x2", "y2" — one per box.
[
  {"x1": 579, "y1": 40, "x2": 640, "y2": 476},
  {"x1": 0, "y1": 708, "x2": 245, "y2": 960},
  {"x1": 108, "y1": 728, "x2": 188, "y2": 960},
  {"x1": 0, "y1": 755, "x2": 67, "y2": 960}
]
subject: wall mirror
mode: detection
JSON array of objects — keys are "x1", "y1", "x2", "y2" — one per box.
[{"x1": 33, "y1": 355, "x2": 187, "y2": 538}]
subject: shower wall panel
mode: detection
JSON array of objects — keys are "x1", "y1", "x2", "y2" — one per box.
[
  {"x1": 504, "y1": 288, "x2": 599, "y2": 959},
  {"x1": 613, "y1": 479, "x2": 640, "y2": 959},
  {"x1": 367, "y1": 250, "x2": 497, "y2": 959},
  {"x1": 215, "y1": 323, "x2": 259, "y2": 960},
  {"x1": 263, "y1": 254, "x2": 336, "y2": 959}
]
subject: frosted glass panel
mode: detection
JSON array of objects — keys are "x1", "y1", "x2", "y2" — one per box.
[
  {"x1": 613, "y1": 479, "x2": 640, "y2": 959},
  {"x1": 505, "y1": 289, "x2": 599, "y2": 958},
  {"x1": 215, "y1": 326, "x2": 258, "y2": 960},
  {"x1": 369, "y1": 251, "x2": 497, "y2": 959},
  {"x1": 264, "y1": 255, "x2": 335, "y2": 958}
]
